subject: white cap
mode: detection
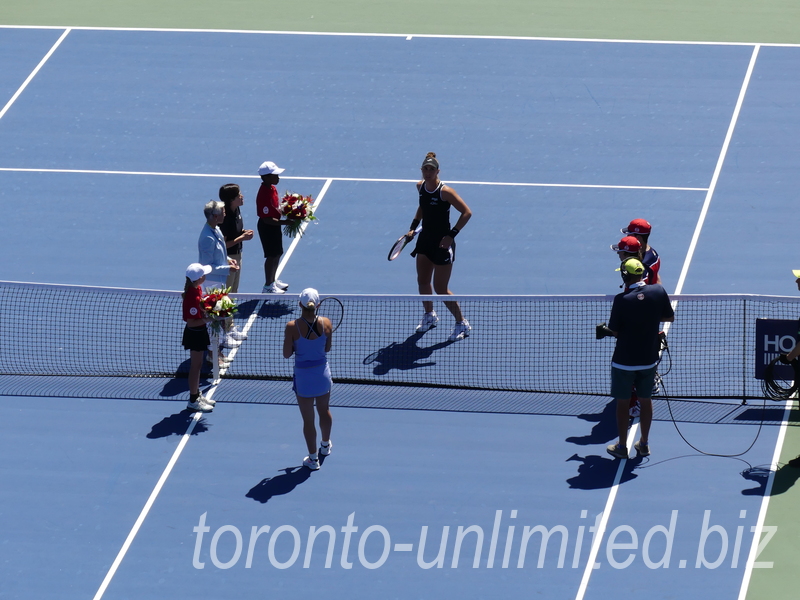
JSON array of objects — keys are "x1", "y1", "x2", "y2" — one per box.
[
  {"x1": 186, "y1": 263, "x2": 212, "y2": 281},
  {"x1": 299, "y1": 288, "x2": 320, "y2": 309},
  {"x1": 258, "y1": 161, "x2": 285, "y2": 175}
]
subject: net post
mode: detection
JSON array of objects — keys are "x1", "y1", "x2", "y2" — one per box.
[
  {"x1": 211, "y1": 331, "x2": 220, "y2": 383},
  {"x1": 742, "y1": 297, "x2": 748, "y2": 406}
]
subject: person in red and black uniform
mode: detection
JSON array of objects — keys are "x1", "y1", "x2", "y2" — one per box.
[
  {"x1": 256, "y1": 161, "x2": 290, "y2": 294},
  {"x1": 182, "y1": 263, "x2": 215, "y2": 413},
  {"x1": 611, "y1": 235, "x2": 657, "y2": 285},
  {"x1": 621, "y1": 218, "x2": 661, "y2": 284},
  {"x1": 406, "y1": 152, "x2": 473, "y2": 342}
]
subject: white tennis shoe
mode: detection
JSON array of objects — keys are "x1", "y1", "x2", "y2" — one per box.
[
  {"x1": 220, "y1": 334, "x2": 241, "y2": 349},
  {"x1": 187, "y1": 396, "x2": 213, "y2": 413},
  {"x1": 320, "y1": 440, "x2": 332, "y2": 456},
  {"x1": 303, "y1": 456, "x2": 320, "y2": 470},
  {"x1": 416, "y1": 311, "x2": 439, "y2": 332},
  {"x1": 262, "y1": 283, "x2": 286, "y2": 294},
  {"x1": 449, "y1": 319, "x2": 471, "y2": 341},
  {"x1": 229, "y1": 326, "x2": 247, "y2": 341}
]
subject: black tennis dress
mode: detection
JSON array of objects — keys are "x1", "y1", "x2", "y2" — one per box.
[{"x1": 411, "y1": 181, "x2": 455, "y2": 265}]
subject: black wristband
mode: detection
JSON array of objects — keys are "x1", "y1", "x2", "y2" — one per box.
[
  {"x1": 448, "y1": 227, "x2": 460, "y2": 238},
  {"x1": 410, "y1": 219, "x2": 420, "y2": 231}
]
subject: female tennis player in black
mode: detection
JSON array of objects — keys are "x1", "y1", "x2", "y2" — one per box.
[{"x1": 406, "y1": 152, "x2": 473, "y2": 341}]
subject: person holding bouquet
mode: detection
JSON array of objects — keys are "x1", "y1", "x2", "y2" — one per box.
[
  {"x1": 256, "y1": 161, "x2": 290, "y2": 294},
  {"x1": 182, "y1": 263, "x2": 215, "y2": 413},
  {"x1": 282, "y1": 288, "x2": 333, "y2": 470},
  {"x1": 198, "y1": 200, "x2": 241, "y2": 350},
  {"x1": 406, "y1": 152, "x2": 473, "y2": 342}
]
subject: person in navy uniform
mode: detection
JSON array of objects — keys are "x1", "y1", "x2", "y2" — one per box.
[
  {"x1": 406, "y1": 152, "x2": 473, "y2": 342},
  {"x1": 602, "y1": 258, "x2": 674, "y2": 459}
]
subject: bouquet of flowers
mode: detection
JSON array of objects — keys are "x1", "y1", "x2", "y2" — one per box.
[
  {"x1": 200, "y1": 287, "x2": 238, "y2": 335},
  {"x1": 280, "y1": 192, "x2": 317, "y2": 238}
]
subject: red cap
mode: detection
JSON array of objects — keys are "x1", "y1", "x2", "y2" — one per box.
[
  {"x1": 621, "y1": 218, "x2": 652, "y2": 235},
  {"x1": 611, "y1": 236, "x2": 641, "y2": 253}
]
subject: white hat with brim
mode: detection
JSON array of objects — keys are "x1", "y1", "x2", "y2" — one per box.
[
  {"x1": 186, "y1": 263, "x2": 213, "y2": 281},
  {"x1": 299, "y1": 288, "x2": 320, "y2": 309},
  {"x1": 258, "y1": 161, "x2": 285, "y2": 175}
]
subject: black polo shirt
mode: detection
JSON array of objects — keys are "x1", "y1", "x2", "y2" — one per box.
[
  {"x1": 220, "y1": 206, "x2": 243, "y2": 255},
  {"x1": 608, "y1": 282, "x2": 674, "y2": 369}
]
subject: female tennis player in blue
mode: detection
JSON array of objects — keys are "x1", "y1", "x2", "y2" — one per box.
[
  {"x1": 406, "y1": 152, "x2": 473, "y2": 341},
  {"x1": 282, "y1": 288, "x2": 333, "y2": 470},
  {"x1": 182, "y1": 263, "x2": 215, "y2": 413}
]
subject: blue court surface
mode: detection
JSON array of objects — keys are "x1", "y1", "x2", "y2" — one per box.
[{"x1": 2, "y1": 26, "x2": 800, "y2": 599}]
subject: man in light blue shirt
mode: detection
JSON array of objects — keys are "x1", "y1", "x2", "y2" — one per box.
[{"x1": 198, "y1": 200, "x2": 243, "y2": 347}]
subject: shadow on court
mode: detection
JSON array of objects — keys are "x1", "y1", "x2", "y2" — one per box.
[
  {"x1": 740, "y1": 462, "x2": 800, "y2": 496},
  {"x1": 566, "y1": 453, "x2": 642, "y2": 489},
  {"x1": 363, "y1": 332, "x2": 455, "y2": 375},
  {"x1": 147, "y1": 410, "x2": 211, "y2": 438},
  {"x1": 566, "y1": 399, "x2": 618, "y2": 446},
  {"x1": 159, "y1": 358, "x2": 214, "y2": 398},
  {"x1": 246, "y1": 461, "x2": 325, "y2": 504}
]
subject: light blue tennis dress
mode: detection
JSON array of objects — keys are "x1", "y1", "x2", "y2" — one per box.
[{"x1": 292, "y1": 317, "x2": 332, "y2": 398}]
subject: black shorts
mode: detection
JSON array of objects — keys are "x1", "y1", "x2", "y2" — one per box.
[
  {"x1": 411, "y1": 237, "x2": 455, "y2": 266},
  {"x1": 182, "y1": 325, "x2": 210, "y2": 352},
  {"x1": 258, "y1": 218, "x2": 284, "y2": 257}
]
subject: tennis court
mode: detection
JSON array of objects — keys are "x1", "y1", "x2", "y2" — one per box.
[{"x1": 2, "y1": 3, "x2": 800, "y2": 599}]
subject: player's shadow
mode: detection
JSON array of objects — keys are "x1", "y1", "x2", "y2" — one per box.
[
  {"x1": 566, "y1": 399, "x2": 618, "y2": 446},
  {"x1": 566, "y1": 453, "x2": 642, "y2": 490},
  {"x1": 237, "y1": 298, "x2": 294, "y2": 320},
  {"x1": 147, "y1": 409, "x2": 211, "y2": 438},
  {"x1": 246, "y1": 460, "x2": 325, "y2": 504},
  {"x1": 363, "y1": 332, "x2": 455, "y2": 375},
  {"x1": 158, "y1": 358, "x2": 213, "y2": 398},
  {"x1": 741, "y1": 462, "x2": 800, "y2": 496}
]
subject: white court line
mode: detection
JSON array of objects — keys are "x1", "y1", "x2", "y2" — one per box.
[
  {"x1": 0, "y1": 167, "x2": 705, "y2": 192},
  {"x1": 92, "y1": 409, "x2": 205, "y2": 600},
  {"x1": 737, "y1": 399, "x2": 794, "y2": 600},
  {"x1": 0, "y1": 28, "x2": 70, "y2": 121},
  {"x1": 575, "y1": 45, "x2": 761, "y2": 598},
  {"x1": 218, "y1": 178, "x2": 333, "y2": 369},
  {"x1": 0, "y1": 24, "x2": 797, "y2": 48},
  {"x1": 87, "y1": 182, "x2": 335, "y2": 597},
  {"x1": 673, "y1": 44, "x2": 760, "y2": 295},
  {"x1": 277, "y1": 178, "x2": 333, "y2": 278},
  {"x1": 574, "y1": 423, "x2": 639, "y2": 600}
]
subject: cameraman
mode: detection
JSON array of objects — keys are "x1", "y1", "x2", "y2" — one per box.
[{"x1": 601, "y1": 258, "x2": 674, "y2": 459}]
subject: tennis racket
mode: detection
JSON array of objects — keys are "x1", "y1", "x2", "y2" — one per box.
[
  {"x1": 317, "y1": 297, "x2": 344, "y2": 332},
  {"x1": 388, "y1": 224, "x2": 422, "y2": 261}
]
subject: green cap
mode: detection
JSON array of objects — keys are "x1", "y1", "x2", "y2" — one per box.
[{"x1": 617, "y1": 258, "x2": 645, "y2": 276}]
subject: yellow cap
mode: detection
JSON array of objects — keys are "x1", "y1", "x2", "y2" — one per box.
[{"x1": 792, "y1": 270, "x2": 800, "y2": 278}]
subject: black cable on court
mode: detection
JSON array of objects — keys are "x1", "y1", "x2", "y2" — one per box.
[{"x1": 657, "y1": 335, "x2": 773, "y2": 459}]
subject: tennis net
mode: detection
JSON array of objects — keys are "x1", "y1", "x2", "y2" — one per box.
[{"x1": 2, "y1": 280, "x2": 798, "y2": 400}]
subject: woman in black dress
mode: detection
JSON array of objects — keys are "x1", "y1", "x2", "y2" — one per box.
[{"x1": 406, "y1": 152, "x2": 472, "y2": 341}]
